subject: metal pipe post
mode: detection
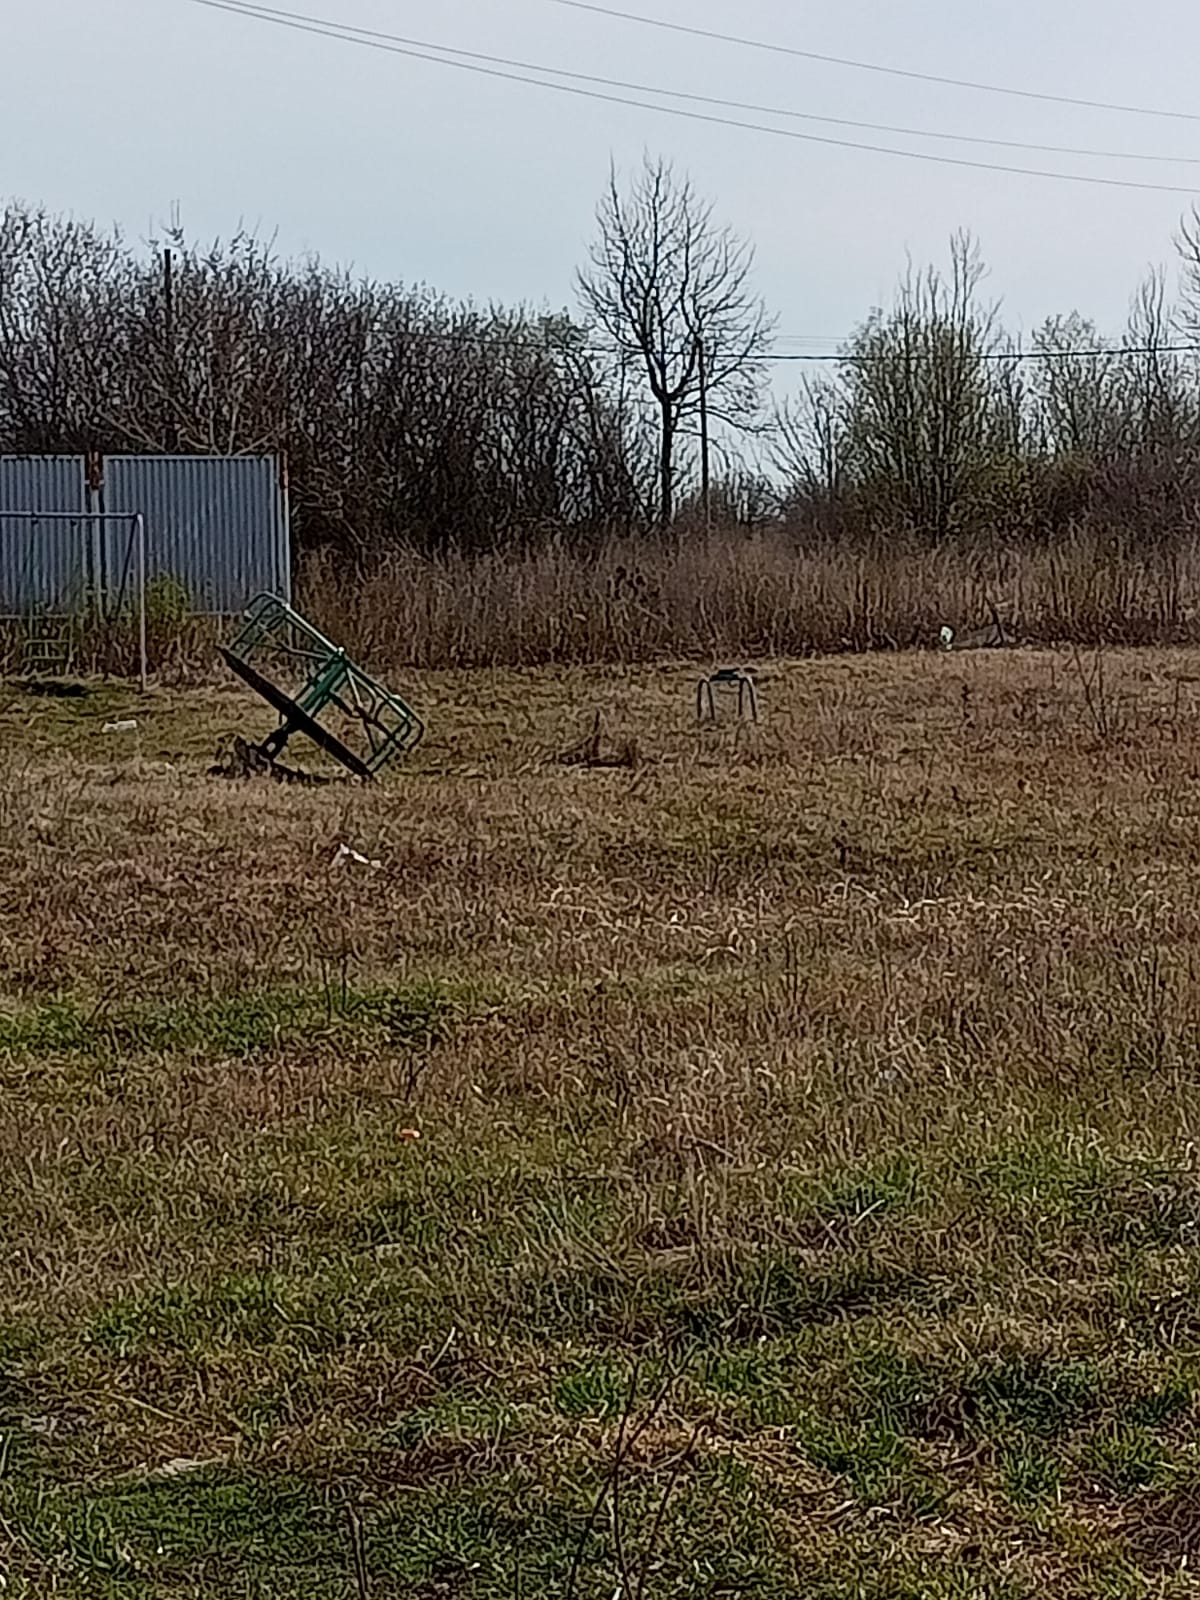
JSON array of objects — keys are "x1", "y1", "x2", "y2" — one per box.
[{"x1": 136, "y1": 514, "x2": 148, "y2": 693}]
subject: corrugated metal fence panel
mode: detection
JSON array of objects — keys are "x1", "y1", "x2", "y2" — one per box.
[
  {"x1": 0, "y1": 456, "x2": 89, "y2": 614},
  {"x1": 104, "y1": 455, "x2": 291, "y2": 614}
]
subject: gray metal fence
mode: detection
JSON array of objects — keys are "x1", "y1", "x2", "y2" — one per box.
[
  {"x1": 0, "y1": 456, "x2": 90, "y2": 614},
  {"x1": 104, "y1": 455, "x2": 290, "y2": 614},
  {"x1": 0, "y1": 453, "x2": 291, "y2": 616}
]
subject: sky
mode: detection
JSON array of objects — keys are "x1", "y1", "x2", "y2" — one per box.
[{"x1": 5, "y1": 0, "x2": 1200, "y2": 391}]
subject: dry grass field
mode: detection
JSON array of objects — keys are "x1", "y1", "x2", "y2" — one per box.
[{"x1": 5, "y1": 645, "x2": 1200, "y2": 1597}]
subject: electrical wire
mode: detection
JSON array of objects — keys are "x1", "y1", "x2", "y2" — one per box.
[
  {"x1": 175, "y1": 0, "x2": 1200, "y2": 168},
  {"x1": 542, "y1": 0, "x2": 1200, "y2": 126},
  {"x1": 118, "y1": 306, "x2": 1200, "y2": 364},
  {"x1": 778, "y1": 342, "x2": 1200, "y2": 363},
  {"x1": 182, "y1": 0, "x2": 1200, "y2": 195}
]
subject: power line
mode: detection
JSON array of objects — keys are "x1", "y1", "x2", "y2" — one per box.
[
  {"x1": 776, "y1": 343, "x2": 1200, "y2": 363},
  {"x1": 88, "y1": 296, "x2": 1200, "y2": 362},
  {"x1": 421, "y1": 333, "x2": 1200, "y2": 361},
  {"x1": 176, "y1": 0, "x2": 1200, "y2": 168},
  {"x1": 183, "y1": 0, "x2": 1200, "y2": 195},
  {"x1": 542, "y1": 0, "x2": 1200, "y2": 126}
]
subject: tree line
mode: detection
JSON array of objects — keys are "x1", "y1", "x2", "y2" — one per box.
[
  {"x1": 3, "y1": 163, "x2": 1200, "y2": 560},
  {"x1": 778, "y1": 229, "x2": 1200, "y2": 550}
]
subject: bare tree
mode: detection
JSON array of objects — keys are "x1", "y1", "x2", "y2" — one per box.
[
  {"x1": 1122, "y1": 268, "x2": 1196, "y2": 458},
  {"x1": 774, "y1": 378, "x2": 848, "y2": 496},
  {"x1": 577, "y1": 156, "x2": 774, "y2": 528},
  {"x1": 0, "y1": 201, "x2": 655, "y2": 558},
  {"x1": 1030, "y1": 311, "x2": 1125, "y2": 460},
  {"x1": 0, "y1": 204, "x2": 131, "y2": 452},
  {"x1": 1179, "y1": 207, "x2": 1200, "y2": 339},
  {"x1": 836, "y1": 233, "x2": 1004, "y2": 540}
]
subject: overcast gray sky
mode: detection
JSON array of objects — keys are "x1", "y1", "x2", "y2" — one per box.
[{"x1": 5, "y1": 0, "x2": 1200, "y2": 379}]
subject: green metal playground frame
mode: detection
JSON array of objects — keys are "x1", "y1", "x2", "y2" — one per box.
[{"x1": 220, "y1": 593, "x2": 424, "y2": 780}]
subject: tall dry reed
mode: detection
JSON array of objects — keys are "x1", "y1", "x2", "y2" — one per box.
[{"x1": 300, "y1": 526, "x2": 1200, "y2": 670}]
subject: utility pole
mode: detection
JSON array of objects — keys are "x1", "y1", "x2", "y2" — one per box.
[
  {"x1": 163, "y1": 247, "x2": 178, "y2": 451},
  {"x1": 696, "y1": 334, "x2": 711, "y2": 530}
]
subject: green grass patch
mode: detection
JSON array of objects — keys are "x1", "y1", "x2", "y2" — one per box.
[
  {"x1": 1078, "y1": 1422, "x2": 1176, "y2": 1497},
  {"x1": 1000, "y1": 1439, "x2": 1062, "y2": 1506},
  {"x1": 0, "y1": 980, "x2": 469, "y2": 1064}
]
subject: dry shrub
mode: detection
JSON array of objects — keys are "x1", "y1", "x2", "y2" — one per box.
[{"x1": 298, "y1": 525, "x2": 1200, "y2": 671}]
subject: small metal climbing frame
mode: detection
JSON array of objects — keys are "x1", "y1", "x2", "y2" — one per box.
[
  {"x1": 697, "y1": 667, "x2": 759, "y2": 725},
  {"x1": 220, "y1": 593, "x2": 424, "y2": 780}
]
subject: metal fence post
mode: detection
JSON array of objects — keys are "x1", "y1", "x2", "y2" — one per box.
[{"x1": 137, "y1": 513, "x2": 148, "y2": 693}]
